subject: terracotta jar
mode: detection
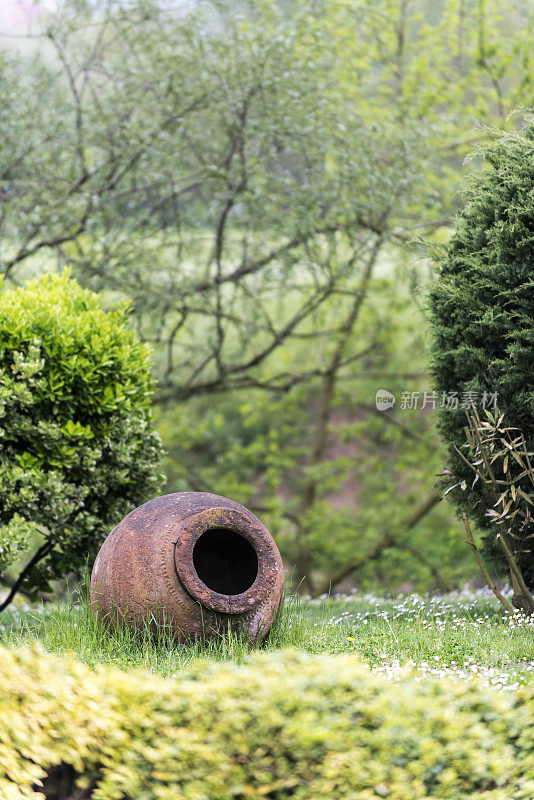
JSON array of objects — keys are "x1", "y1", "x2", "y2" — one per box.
[{"x1": 90, "y1": 492, "x2": 284, "y2": 642}]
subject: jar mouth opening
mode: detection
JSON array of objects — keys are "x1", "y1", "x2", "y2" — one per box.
[
  {"x1": 173, "y1": 507, "x2": 279, "y2": 615},
  {"x1": 192, "y1": 528, "x2": 258, "y2": 595}
]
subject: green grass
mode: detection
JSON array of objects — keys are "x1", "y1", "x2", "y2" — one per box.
[{"x1": 2, "y1": 586, "x2": 534, "y2": 690}]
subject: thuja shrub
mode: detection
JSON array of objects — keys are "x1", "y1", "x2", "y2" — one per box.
[
  {"x1": 429, "y1": 125, "x2": 534, "y2": 585},
  {"x1": 0, "y1": 272, "x2": 161, "y2": 605},
  {"x1": 1, "y1": 647, "x2": 534, "y2": 799}
]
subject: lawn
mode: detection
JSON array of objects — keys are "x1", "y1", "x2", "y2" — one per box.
[{"x1": 2, "y1": 586, "x2": 534, "y2": 691}]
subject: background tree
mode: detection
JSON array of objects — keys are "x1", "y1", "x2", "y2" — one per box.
[
  {"x1": 158, "y1": 262, "x2": 475, "y2": 596},
  {"x1": 2, "y1": 0, "x2": 419, "y2": 399},
  {"x1": 429, "y1": 124, "x2": 534, "y2": 603},
  {"x1": 0, "y1": 273, "x2": 161, "y2": 608},
  {"x1": 6, "y1": 0, "x2": 532, "y2": 398}
]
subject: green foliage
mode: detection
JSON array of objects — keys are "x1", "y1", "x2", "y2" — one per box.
[
  {"x1": 3, "y1": 0, "x2": 533, "y2": 396},
  {"x1": 158, "y1": 263, "x2": 471, "y2": 593},
  {"x1": 0, "y1": 272, "x2": 161, "y2": 596},
  {"x1": 429, "y1": 125, "x2": 534, "y2": 584},
  {"x1": 3, "y1": 0, "x2": 534, "y2": 596},
  {"x1": 313, "y1": 0, "x2": 534, "y2": 224},
  {"x1": 2, "y1": 644, "x2": 534, "y2": 799},
  {"x1": 442, "y1": 408, "x2": 534, "y2": 614}
]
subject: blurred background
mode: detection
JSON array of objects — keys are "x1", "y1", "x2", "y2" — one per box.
[{"x1": 1, "y1": 0, "x2": 533, "y2": 597}]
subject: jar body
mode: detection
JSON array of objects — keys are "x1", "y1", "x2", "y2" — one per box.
[{"x1": 90, "y1": 492, "x2": 284, "y2": 642}]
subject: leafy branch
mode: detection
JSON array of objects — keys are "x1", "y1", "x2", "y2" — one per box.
[{"x1": 440, "y1": 408, "x2": 534, "y2": 614}]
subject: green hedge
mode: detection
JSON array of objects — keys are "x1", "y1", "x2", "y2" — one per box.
[{"x1": 1, "y1": 647, "x2": 534, "y2": 800}]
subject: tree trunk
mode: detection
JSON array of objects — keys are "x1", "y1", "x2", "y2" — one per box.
[{"x1": 293, "y1": 234, "x2": 385, "y2": 591}]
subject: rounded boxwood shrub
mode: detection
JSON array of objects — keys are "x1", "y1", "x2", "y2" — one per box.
[
  {"x1": 0, "y1": 272, "x2": 162, "y2": 605},
  {"x1": 429, "y1": 125, "x2": 534, "y2": 584}
]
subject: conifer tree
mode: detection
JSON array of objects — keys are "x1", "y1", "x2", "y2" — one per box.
[{"x1": 429, "y1": 124, "x2": 534, "y2": 587}]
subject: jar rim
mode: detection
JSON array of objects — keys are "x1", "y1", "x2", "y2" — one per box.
[{"x1": 173, "y1": 506, "x2": 280, "y2": 615}]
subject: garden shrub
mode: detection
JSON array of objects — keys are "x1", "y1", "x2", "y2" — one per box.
[
  {"x1": 429, "y1": 125, "x2": 534, "y2": 584},
  {"x1": 0, "y1": 272, "x2": 162, "y2": 602},
  {"x1": 1, "y1": 646, "x2": 534, "y2": 800}
]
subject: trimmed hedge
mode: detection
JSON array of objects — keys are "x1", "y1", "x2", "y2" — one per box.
[{"x1": 1, "y1": 648, "x2": 534, "y2": 799}]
